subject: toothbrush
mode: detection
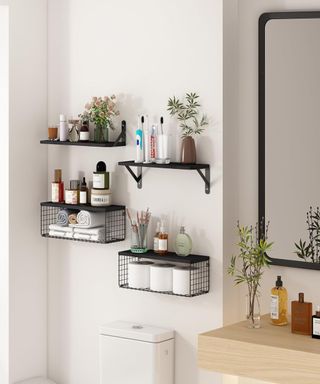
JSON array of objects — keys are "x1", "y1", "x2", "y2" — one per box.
[
  {"x1": 144, "y1": 114, "x2": 151, "y2": 163},
  {"x1": 135, "y1": 115, "x2": 144, "y2": 163},
  {"x1": 160, "y1": 116, "x2": 164, "y2": 135}
]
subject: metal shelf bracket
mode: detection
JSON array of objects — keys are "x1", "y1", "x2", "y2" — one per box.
[{"x1": 196, "y1": 168, "x2": 211, "y2": 194}]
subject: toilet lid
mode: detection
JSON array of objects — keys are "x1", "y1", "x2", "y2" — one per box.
[{"x1": 100, "y1": 320, "x2": 174, "y2": 343}]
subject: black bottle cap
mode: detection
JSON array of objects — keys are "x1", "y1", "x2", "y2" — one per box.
[
  {"x1": 96, "y1": 161, "x2": 106, "y2": 172},
  {"x1": 276, "y1": 275, "x2": 283, "y2": 287},
  {"x1": 81, "y1": 177, "x2": 86, "y2": 187},
  {"x1": 141, "y1": 115, "x2": 144, "y2": 124},
  {"x1": 160, "y1": 116, "x2": 164, "y2": 124}
]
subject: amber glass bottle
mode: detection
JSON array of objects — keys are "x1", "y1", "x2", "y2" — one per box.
[
  {"x1": 291, "y1": 293, "x2": 312, "y2": 335},
  {"x1": 270, "y1": 276, "x2": 288, "y2": 326}
]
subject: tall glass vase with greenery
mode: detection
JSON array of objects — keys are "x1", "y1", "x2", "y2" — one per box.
[{"x1": 228, "y1": 220, "x2": 273, "y2": 328}]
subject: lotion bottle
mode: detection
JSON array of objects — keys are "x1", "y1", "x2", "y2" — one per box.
[
  {"x1": 175, "y1": 226, "x2": 192, "y2": 256},
  {"x1": 291, "y1": 292, "x2": 312, "y2": 335},
  {"x1": 270, "y1": 276, "x2": 288, "y2": 326},
  {"x1": 157, "y1": 220, "x2": 168, "y2": 255},
  {"x1": 312, "y1": 306, "x2": 320, "y2": 339},
  {"x1": 59, "y1": 114, "x2": 68, "y2": 142}
]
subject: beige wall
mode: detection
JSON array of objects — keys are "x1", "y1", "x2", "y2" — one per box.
[
  {"x1": 9, "y1": 0, "x2": 48, "y2": 382},
  {"x1": 224, "y1": 0, "x2": 320, "y2": 383}
]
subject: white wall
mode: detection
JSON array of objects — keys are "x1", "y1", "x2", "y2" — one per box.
[
  {"x1": 47, "y1": 1, "x2": 223, "y2": 384},
  {"x1": 0, "y1": 3, "x2": 9, "y2": 384},
  {"x1": 9, "y1": 0, "x2": 48, "y2": 382}
]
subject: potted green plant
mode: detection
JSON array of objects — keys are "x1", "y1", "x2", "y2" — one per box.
[
  {"x1": 79, "y1": 95, "x2": 120, "y2": 143},
  {"x1": 167, "y1": 92, "x2": 208, "y2": 163},
  {"x1": 228, "y1": 220, "x2": 273, "y2": 328}
]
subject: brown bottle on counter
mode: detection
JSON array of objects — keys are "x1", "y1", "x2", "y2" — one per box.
[{"x1": 291, "y1": 292, "x2": 312, "y2": 335}]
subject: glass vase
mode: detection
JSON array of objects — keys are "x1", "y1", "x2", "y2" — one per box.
[
  {"x1": 130, "y1": 226, "x2": 148, "y2": 254},
  {"x1": 94, "y1": 123, "x2": 109, "y2": 143},
  {"x1": 246, "y1": 293, "x2": 261, "y2": 329}
]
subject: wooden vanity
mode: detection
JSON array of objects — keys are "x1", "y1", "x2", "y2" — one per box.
[{"x1": 198, "y1": 315, "x2": 320, "y2": 384}]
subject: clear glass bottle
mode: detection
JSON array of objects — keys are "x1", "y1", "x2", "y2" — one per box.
[
  {"x1": 153, "y1": 222, "x2": 161, "y2": 252},
  {"x1": 175, "y1": 226, "x2": 192, "y2": 256},
  {"x1": 270, "y1": 276, "x2": 288, "y2": 326},
  {"x1": 157, "y1": 221, "x2": 168, "y2": 255}
]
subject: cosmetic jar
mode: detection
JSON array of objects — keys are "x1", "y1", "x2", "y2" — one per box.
[
  {"x1": 65, "y1": 189, "x2": 78, "y2": 204},
  {"x1": 91, "y1": 188, "x2": 112, "y2": 206}
]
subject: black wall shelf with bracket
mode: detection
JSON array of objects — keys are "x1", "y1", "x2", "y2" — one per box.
[
  {"x1": 118, "y1": 161, "x2": 211, "y2": 194},
  {"x1": 40, "y1": 120, "x2": 126, "y2": 147}
]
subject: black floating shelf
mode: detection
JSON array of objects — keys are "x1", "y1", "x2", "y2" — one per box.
[
  {"x1": 41, "y1": 201, "x2": 125, "y2": 212},
  {"x1": 40, "y1": 140, "x2": 125, "y2": 147},
  {"x1": 41, "y1": 201, "x2": 126, "y2": 244},
  {"x1": 118, "y1": 250, "x2": 210, "y2": 297},
  {"x1": 41, "y1": 120, "x2": 126, "y2": 147},
  {"x1": 118, "y1": 160, "x2": 211, "y2": 194}
]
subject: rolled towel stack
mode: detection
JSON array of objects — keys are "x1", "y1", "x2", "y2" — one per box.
[{"x1": 76, "y1": 210, "x2": 105, "y2": 228}]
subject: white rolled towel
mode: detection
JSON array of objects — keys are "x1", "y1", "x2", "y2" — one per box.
[{"x1": 76, "y1": 210, "x2": 105, "y2": 228}]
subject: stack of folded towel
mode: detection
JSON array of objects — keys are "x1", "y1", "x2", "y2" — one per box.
[
  {"x1": 48, "y1": 224, "x2": 74, "y2": 239},
  {"x1": 49, "y1": 209, "x2": 106, "y2": 242}
]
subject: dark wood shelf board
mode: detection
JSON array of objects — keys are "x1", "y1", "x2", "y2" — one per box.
[
  {"x1": 118, "y1": 160, "x2": 209, "y2": 170},
  {"x1": 41, "y1": 201, "x2": 125, "y2": 212},
  {"x1": 118, "y1": 249, "x2": 209, "y2": 264},
  {"x1": 40, "y1": 140, "x2": 125, "y2": 147}
]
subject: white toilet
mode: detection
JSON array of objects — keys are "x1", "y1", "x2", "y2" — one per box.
[{"x1": 99, "y1": 321, "x2": 174, "y2": 384}]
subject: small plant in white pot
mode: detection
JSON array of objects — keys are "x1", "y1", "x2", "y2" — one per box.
[
  {"x1": 167, "y1": 92, "x2": 208, "y2": 163},
  {"x1": 228, "y1": 220, "x2": 273, "y2": 329}
]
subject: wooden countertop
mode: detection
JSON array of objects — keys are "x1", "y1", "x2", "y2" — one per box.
[{"x1": 198, "y1": 315, "x2": 320, "y2": 384}]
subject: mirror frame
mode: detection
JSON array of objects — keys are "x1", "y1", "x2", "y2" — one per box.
[{"x1": 259, "y1": 11, "x2": 320, "y2": 270}]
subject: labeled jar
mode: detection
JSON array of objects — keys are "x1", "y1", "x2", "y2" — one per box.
[
  {"x1": 65, "y1": 189, "x2": 78, "y2": 204},
  {"x1": 91, "y1": 188, "x2": 112, "y2": 206}
]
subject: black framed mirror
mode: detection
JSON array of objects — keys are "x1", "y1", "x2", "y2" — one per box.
[{"x1": 259, "y1": 11, "x2": 320, "y2": 270}]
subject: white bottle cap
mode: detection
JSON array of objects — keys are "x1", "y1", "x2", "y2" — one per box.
[
  {"x1": 60, "y1": 114, "x2": 66, "y2": 122},
  {"x1": 160, "y1": 220, "x2": 166, "y2": 233}
]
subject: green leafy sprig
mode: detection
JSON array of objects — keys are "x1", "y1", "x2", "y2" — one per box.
[
  {"x1": 167, "y1": 92, "x2": 208, "y2": 138},
  {"x1": 294, "y1": 206, "x2": 320, "y2": 263}
]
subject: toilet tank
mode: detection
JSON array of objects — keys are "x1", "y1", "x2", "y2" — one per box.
[{"x1": 99, "y1": 321, "x2": 174, "y2": 384}]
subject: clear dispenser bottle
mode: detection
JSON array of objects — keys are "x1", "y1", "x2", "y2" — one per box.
[
  {"x1": 175, "y1": 226, "x2": 192, "y2": 256},
  {"x1": 270, "y1": 276, "x2": 288, "y2": 326}
]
